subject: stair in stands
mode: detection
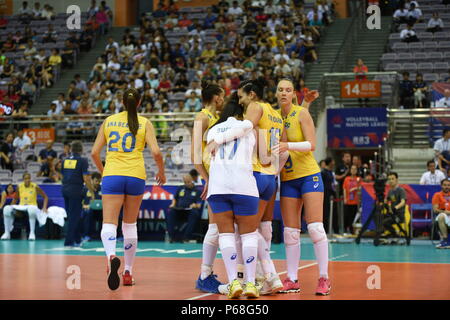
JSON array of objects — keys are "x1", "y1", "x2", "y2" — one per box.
[{"x1": 30, "y1": 27, "x2": 128, "y2": 116}]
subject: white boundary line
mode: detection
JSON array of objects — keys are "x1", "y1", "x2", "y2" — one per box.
[{"x1": 186, "y1": 253, "x2": 349, "y2": 300}]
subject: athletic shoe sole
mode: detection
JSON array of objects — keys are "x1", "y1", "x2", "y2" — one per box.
[
  {"x1": 278, "y1": 288, "x2": 301, "y2": 293},
  {"x1": 228, "y1": 287, "x2": 243, "y2": 299},
  {"x1": 315, "y1": 286, "x2": 331, "y2": 296},
  {"x1": 107, "y1": 256, "x2": 121, "y2": 290}
]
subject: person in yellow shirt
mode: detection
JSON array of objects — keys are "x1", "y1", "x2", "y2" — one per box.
[
  {"x1": 191, "y1": 81, "x2": 225, "y2": 293},
  {"x1": 91, "y1": 88, "x2": 166, "y2": 290},
  {"x1": 200, "y1": 43, "x2": 216, "y2": 62},
  {"x1": 48, "y1": 48, "x2": 62, "y2": 66},
  {"x1": 1, "y1": 172, "x2": 48, "y2": 241},
  {"x1": 272, "y1": 78, "x2": 331, "y2": 295}
]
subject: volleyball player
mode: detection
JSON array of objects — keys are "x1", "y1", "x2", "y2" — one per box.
[
  {"x1": 206, "y1": 94, "x2": 260, "y2": 298},
  {"x1": 209, "y1": 78, "x2": 284, "y2": 294},
  {"x1": 191, "y1": 81, "x2": 226, "y2": 293},
  {"x1": 272, "y1": 79, "x2": 331, "y2": 295},
  {"x1": 91, "y1": 88, "x2": 166, "y2": 291}
]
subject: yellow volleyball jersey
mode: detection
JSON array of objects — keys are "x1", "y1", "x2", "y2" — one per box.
[
  {"x1": 252, "y1": 102, "x2": 284, "y2": 175},
  {"x1": 280, "y1": 104, "x2": 320, "y2": 181},
  {"x1": 19, "y1": 182, "x2": 37, "y2": 206},
  {"x1": 199, "y1": 108, "x2": 219, "y2": 173},
  {"x1": 102, "y1": 111, "x2": 148, "y2": 180}
]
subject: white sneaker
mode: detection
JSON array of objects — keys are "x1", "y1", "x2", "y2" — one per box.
[
  {"x1": 28, "y1": 233, "x2": 36, "y2": 241},
  {"x1": 266, "y1": 273, "x2": 283, "y2": 293},
  {"x1": 1, "y1": 232, "x2": 11, "y2": 240},
  {"x1": 218, "y1": 283, "x2": 229, "y2": 295}
]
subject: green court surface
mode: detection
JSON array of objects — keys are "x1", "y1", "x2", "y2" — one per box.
[{"x1": 1, "y1": 239, "x2": 449, "y2": 264}]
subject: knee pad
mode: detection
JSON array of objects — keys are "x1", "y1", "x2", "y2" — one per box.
[
  {"x1": 204, "y1": 223, "x2": 219, "y2": 247},
  {"x1": 3, "y1": 205, "x2": 13, "y2": 217},
  {"x1": 122, "y1": 222, "x2": 138, "y2": 239},
  {"x1": 241, "y1": 231, "x2": 258, "y2": 248},
  {"x1": 307, "y1": 222, "x2": 327, "y2": 244},
  {"x1": 259, "y1": 221, "x2": 272, "y2": 243},
  {"x1": 283, "y1": 227, "x2": 300, "y2": 247}
]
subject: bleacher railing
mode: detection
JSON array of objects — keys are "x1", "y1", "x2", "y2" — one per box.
[{"x1": 0, "y1": 112, "x2": 197, "y2": 142}]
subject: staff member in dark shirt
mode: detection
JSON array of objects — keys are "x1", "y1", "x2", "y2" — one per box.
[
  {"x1": 384, "y1": 172, "x2": 407, "y2": 236},
  {"x1": 321, "y1": 157, "x2": 338, "y2": 234},
  {"x1": 61, "y1": 141, "x2": 93, "y2": 247},
  {"x1": 0, "y1": 132, "x2": 15, "y2": 171},
  {"x1": 166, "y1": 174, "x2": 202, "y2": 243},
  {"x1": 335, "y1": 151, "x2": 351, "y2": 194}
]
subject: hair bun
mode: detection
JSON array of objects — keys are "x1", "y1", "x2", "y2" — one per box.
[{"x1": 201, "y1": 80, "x2": 210, "y2": 90}]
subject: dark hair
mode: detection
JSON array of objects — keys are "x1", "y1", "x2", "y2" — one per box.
[
  {"x1": 123, "y1": 88, "x2": 141, "y2": 136},
  {"x1": 441, "y1": 178, "x2": 450, "y2": 185},
  {"x1": 91, "y1": 172, "x2": 102, "y2": 180},
  {"x1": 324, "y1": 157, "x2": 333, "y2": 166},
  {"x1": 22, "y1": 172, "x2": 31, "y2": 179},
  {"x1": 189, "y1": 169, "x2": 199, "y2": 178},
  {"x1": 443, "y1": 128, "x2": 450, "y2": 136},
  {"x1": 201, "y1": 80, "x2": 223, "y2": 104},
  {"x1": 238, "y1": 77, "x2": 267, "y2": 100},
  {"x1": 388, "y1": 172, "x2": 398, "y2": 179},
  {"x1": 64, "y1": 141, "x2": 71, "y2": 147},
  {"x1": 212, "y1": 92, "x2": 244, "y2": 127},
  {"x1": 71, "y1": 140, "x2": 83, "y2": 154},
  {"x1": 427, "y1": 160, "x2": 435, "y2": 167}
]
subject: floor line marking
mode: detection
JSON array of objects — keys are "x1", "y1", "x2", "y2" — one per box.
[{"x1": 186, "y1": 253, "x2": 349, "y2": 300}]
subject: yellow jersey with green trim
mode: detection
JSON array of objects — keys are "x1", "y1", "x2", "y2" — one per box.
[
  {"x1": 252, "y1": 102, "x2": 284, "y2": 175},
  {"x1": 200, "y1": 108, "x2": 219, "y2": 173},
  {"x1": 280, "y1": 104, "x2": 320, "y2": 181},
  {"x1": 102, "y1": 111, "x2": 148, "y2": 180},
  {"x1": 19, "y1": 182, "x2": 37, "y2": 206}
]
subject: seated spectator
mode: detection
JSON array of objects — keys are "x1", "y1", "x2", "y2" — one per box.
[
  {"x1": 52, "y1": 93, "x2": 66, "y2": 114},
  {"x1": 184, "y1": 92, "x2": 202, "y2": 112},
  {"x1": 393, "y1": 6, "x2": 410, "y2": 28},
  {"x1": 157, "y1": 75, "x2": 172, "y2": 93},
  {"x1": 413, "y1": 73, "x2": 428, "y2": 108},
  {"x1": 61, "y1": 40, "x2": 75, "y2": 69},
  {"x1": 77, "y1": 98, "x2": 93, "y2": 115},
  {"x1": 173, "y1": 73, "x2": 189, "y2": 93},
  {"x1": 400, "y1": 24, "x2": 419, "y2": 43},
  {"x1": 427, "y1": 12, "x2": 444, "y2": 33},
  {"x1": 48, "y1": 49, "x2": 62, "y2": 67},
  {"x1": 95, "y1": 6, "x2": 109, "y2": 35},
  {"x1": 80, "y1": 24, "x2": 94, "y2": 52},
  {"x1": 107, "y1": 56, "x2": 121, "y2": 73},
  {"x1": 407, "y1": 3, "x2": 423, "y2": 24},
  {"x1": 0, "y1": 132, "x2": 15, "y2": 171},
  {"x1": 203, "y1": 8, "x2": 217, "y2": 29},
  {"x1": 2, "y1": 38, "x2": 16, "y2": 52},
  {"x1": 37, "y1": 140, "x2": 57, "y2": 163},
  {"x1": 34, "y1": 48, "x2": 47, "y2": 63},
  {"x1": 166, "y1": 174, "x2": 202, "y2": 243},
  {"x1": 434, "y1": 128, "x2": 450, "y2": 170},
  {"x1": 18, "y1": 1, "x2": 33, "y2": 24},
  {"x1": 81, "y1": 172, "x2": 102, "y2": 241},
  {"x1": 32, "y1": 2, "x2": 43, "y2": 19},
  {"x1": 399, "y1": 71, "x2": 414, "y2": 109},
  {"x1": 444, "y1": 69, "x2": 450, "y2": 83},
  {"x1": 200, "y1": 43, "x2": 216, "y2": 63},
  {"x1": 94, "y1": 93, "x2": 110, "y2": 113},
  {"x1": 58, "y1": 142, "x2": 71, "y2": 162},
  {"x1": 13, "y1": 129, "x2": 31, "y2": 153},
  {"x1": 436, "y1": 89, "x2": 450, "y2": 108},
  {"x1": 43, "y1": 24, "x2": 57, "y2": 43},
  {"x1": 420, "y1": 160, "x2": 446, "y2": 185},
  {"x1": 274, "y1": 58, "x2": 292, "y2": 77},
  {"x1": 11, "y1": 103, "x2": 29, "y2": 123},
  {"x1": 0, "y1": 15, "x2": 8, "y2": 29},
  {"x1": 21, "y1": 77, "x2": 36, "y2": 104},
  {"x1": 0, "y1": 184, "x2": 17, "y2": 212},
  {"x1": 154, "y1": 93, "x2": 168, "y2": 112},
  {"x1": 228, "y1": 1, "x2": 243, "y2": 16},
  {"x1": 38, "y1": 155, "x2": 60, "y2": 182},
  {"x1": 47, "y1": 103, "x2": 59, "y2": 116},
  {"x1": 41, "y1": 4, "x2": 55, "y2": 21},
  {"x1": 120, "y1": 37, "x2": 134, "y2": 59},
  {"x1": 23, "y1": 40, "x2": 37, "y2": 61},
  {"x1": 432, "y1": 178, "x2": 450, "y2": 249}
]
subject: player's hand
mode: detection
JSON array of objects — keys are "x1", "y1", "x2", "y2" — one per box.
[
  {"x1": 156, "y1": 172, "x2": 166, "y2": 185},
  {"x1": 42, "y1": 208, "x2": 48, "y2": 214},
  {"x1": 304, "y1": 90, "x2": 319, "y2": 103},
  {"x1": 200, "y1": 181, "x2": 208, "y2": 200},
  {"x1": 207, "y1": 141, "x2": 219, "y2": 157},
  {"x1": 272, "y1": 142, "x2": 289, "y2": 154}
]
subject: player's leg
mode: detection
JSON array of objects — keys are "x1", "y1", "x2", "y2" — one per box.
[
  {"x1": 26, "y1": 205, "x2": 41, "y2": 241},
  {"x1": 280, "y1": 195, "x2": 302, "y2": 292},
  {"x1": 196, "y1": 203, "x2": 223, "y2": 293},
  {"x1": 234, "y1": 195, "x2": 261, "y2": 298},
  {"x1": 1, "y1": 205, "x2": 14, "y2": 240},
  {"x1": 302, "y1": 173, "x2": 331, "y2": 295},
  {"x1": 101, "y1": 176, "x2": 126, "y2": 290},
  {"x1": 121, "y1": 177, "x2": 145, "y2": 285}
]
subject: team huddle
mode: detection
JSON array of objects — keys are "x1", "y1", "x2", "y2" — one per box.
[{"x1": 92, "y1": 79, "x2": 331, "y2": 298}]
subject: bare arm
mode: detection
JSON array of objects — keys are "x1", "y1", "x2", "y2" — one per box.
[
  {"x1": 191, "y1": 112, "x2": 210, "y2": 182},
  {"x1": 83, "y1": 174, "x2": 94, "y2": 194},
  {"x1": 11, "y1": 190, "x2": 19, "y2": 205},
  {"x1": 244, "y1": 102, "x2": 263, "y2": 128},
  {"x1": 0, "y1": 191, "x2": 6, "y2": 209},
  {"x1": 91, "y1": 122, "x2": 106, "y2": 174},
  {"x1": 36, "y1": 186, "x2": 48, "y2": 212},
  {"x1": 145, "y1": 120, "x2": 165, "y2": 185}
]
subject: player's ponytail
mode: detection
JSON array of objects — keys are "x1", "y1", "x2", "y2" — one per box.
[
  {"x1": 201, "y1": 80, "x2": 223, "y2": 105},
  {"x1": 123, "y1": 88, "x2": 141, "y2": 136}
]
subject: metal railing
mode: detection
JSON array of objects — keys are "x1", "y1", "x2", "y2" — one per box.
[{"x1": 0, "y1": 112, "x2": 197, "y2": 142}]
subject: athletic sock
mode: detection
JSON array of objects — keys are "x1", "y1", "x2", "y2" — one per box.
[
  {"x1": 240, "y1": 231, "x2": 258, "y2": 283},
  {"x1": 257, "y1": 231, "x2": 277, "y2": 276},
  {"x1": 101, "y1": 223, "x2": 117, "y2": 258},
  {"x1": 219, "y1": 233, "x2": 238, "y2": 283},
  {"x1": 284, "y1": 227, "x2": 300, "y2": 282},
  {"x1": 122, "y1": 222, "x2": 138, "y2": 274},
  {"x1": 201, "y1": 224, "x2": 218, "y2": 279}
]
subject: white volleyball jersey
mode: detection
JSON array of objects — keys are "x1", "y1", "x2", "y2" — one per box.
[{"x1": 206, "y1": 117, "x2": 259, "y2": 198}]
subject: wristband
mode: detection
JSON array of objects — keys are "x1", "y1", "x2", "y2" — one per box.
[{"x1": 287, "y1": 141, "x2": 312, "y2": 152}]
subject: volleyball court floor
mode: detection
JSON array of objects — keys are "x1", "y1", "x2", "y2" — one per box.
[{"x1": 1, "y1": 238, "x2": 449, "y2": 300}]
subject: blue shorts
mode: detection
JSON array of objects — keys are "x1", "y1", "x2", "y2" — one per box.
[
  {"x1": 253, "y1": 172, "x2": 277, "y2": 201},
  {"x1": 280, "y1": 172, "x2": 324, "y2": 198},
  {"x1": 208, "y1": 194, "x2": 260, "y2": 216},
  {"x1": 102, "y1": 175, "x2": 146, "y2": 196}
]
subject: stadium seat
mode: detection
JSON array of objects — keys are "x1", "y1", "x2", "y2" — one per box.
[
  {"x1": 423, "y1": 73, "x2": 439, "y2": 82},
  {"x1": 397, "y1": 52, "x2": 413, "y2": 62},
  {"x1": 402, "y1": 62, "x2": 418, "y2": 73},
  {"x1": 434, "y1": 62, "x2": 450, "y2": 73},
  {"x1": 427, "y1": 52, "x2": 443, "y2": 62},
  {"x1": 417, "y1": 32, "x2": 433, "y2": 42},
  {"x1": 392, "y1": 42, "x2": 408, "y2": 52},
  {"x1": 418, "y1": 62, "x2": 434, "y2": 73},
  {"x1": 413, "y1": 52, "x2": 428, "y2": 62},
  {"x1": 408, "y1": 42, "x2": 424, "y2": 51},
  {"x1": 423, "y1": 41, "x2": 438, "y2": 52},
  {"x1": 438, "y1": 40, "x2": 450, "y2": 51}
]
